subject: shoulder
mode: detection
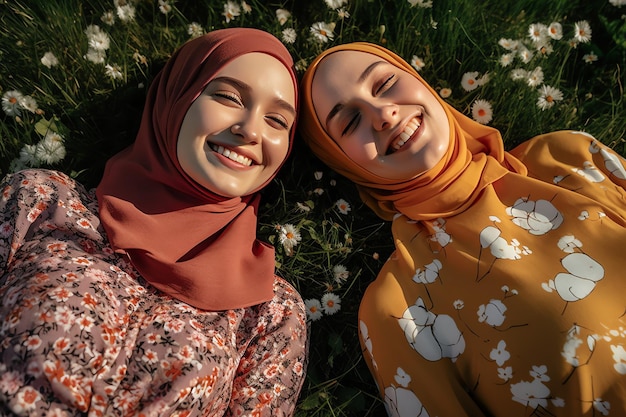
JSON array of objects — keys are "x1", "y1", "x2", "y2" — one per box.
[
  {"x1": 509, "y1": 130, "x2": 597, "y2": 160},
  {"x1": 3, "y1": 169, "x2": 82, "y2": 192}
]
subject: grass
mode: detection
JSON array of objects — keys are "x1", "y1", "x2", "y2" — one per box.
[{"x1": 1, "y1": 0, "x2": 625, "y2": 415}]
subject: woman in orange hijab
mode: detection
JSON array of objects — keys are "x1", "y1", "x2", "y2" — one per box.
[
  {"x1": 300, "y1": 42, "x2": 626, "y2": 416},
  {"x1": 0, "y1": 28, "x2": 306, "y2": 416}
]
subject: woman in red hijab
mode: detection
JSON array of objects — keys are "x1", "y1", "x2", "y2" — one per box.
[
  {"x1": 0, "y1": 28, "x2": 306, "y2": 416},
  {"x1": 299, "y1": 43, "x2": 626, "y2": 417}
]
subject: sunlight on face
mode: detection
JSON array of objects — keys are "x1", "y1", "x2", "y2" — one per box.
[
  {"x1": 311, "y1": 50, "x2": 450, "y2": 181},
  {"x1": 177, "y1": 52, "x2": 296, "y2": 197}
]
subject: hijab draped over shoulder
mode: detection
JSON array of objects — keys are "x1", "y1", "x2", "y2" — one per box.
[
  {"x1": 299, "y1": 42, "x2": 526, "y2": 221},
  {"x1": 96, "y1": 28, "x2": 298, "y2": 311}
]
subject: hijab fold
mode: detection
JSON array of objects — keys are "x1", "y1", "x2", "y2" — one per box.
[
  {"x1": 299, "y1": 42, "x2": 526, "y2": 221},
  {"x1": 97, "y1": 28, "x2": 298, "y2": 311}
]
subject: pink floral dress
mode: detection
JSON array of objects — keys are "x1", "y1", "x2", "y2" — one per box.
[{"x1": 0, "y1": 169, "x2": 307, "y2": 416}]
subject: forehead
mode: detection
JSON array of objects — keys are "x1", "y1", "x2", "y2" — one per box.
[
  {"x1": 311, "y1": 50, "x2": 382, "y2": 118},
  {"x1": 215, "y1": 52, "x2": 296, "y2": 104},
  {"x1": 312, "y1": 50, "x2": 380, "y2": 93}
]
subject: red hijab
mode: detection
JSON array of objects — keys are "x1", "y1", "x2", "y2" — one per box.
[{"x1": 96, "y1": 28, "x2": 298, "y2": 310}]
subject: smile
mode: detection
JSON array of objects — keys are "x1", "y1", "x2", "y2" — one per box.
[
  {"x1": 209, "y1": 144, "x2": 253, "y2": 166},
  {"x1": 388, "y1": 117, "x2": 422, "y2": 154}
]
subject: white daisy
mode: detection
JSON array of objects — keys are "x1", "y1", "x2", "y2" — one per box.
[
  {"x1": 461, "y1": 71, "x2": 480, "y2": 91},
  {"x1": 548, "y1": 22, "x2": 563, "y2": 40},
  {"x1": 536, "y1": 85, "x2": 563, "y2": 110},
  {"x1": 528, "y1": 23, "x2": 548, "y2": 43},
  {"x1": 304, "y1": 299, "x2": 323, "y2": 321},
  {"x1": 295, "y1": 202, "x2": 311, "y2": 213},
  {"x1": 101, "y1": 11, "x2": 115, "y2": 26},
  {"x1": 84, "y1": 49, "x2": 106, "y2": 64},
  {"x1": 158, "y1": 0, "x2": 172, "y2": 14},
  {"x1": 526, "y1": 66, "x2": 544, "y2": 87},
  {"x1": 499, "y1": 53, "x2": 515, "y2": 67},
  {"x1": 324, "y1": 0, "x2": 347, "y2": 9},
  {"x1": 19, "y1": 95, "x2": 38, "y2": 113},
  {"x1": 276, "y1": 8, "x2": 291, "y2": 25},
  {"x1": 279, "y1": 224, "x2": 301, "y2": 256},
  {"x1": 2, "y1": 90, "x2": 24, "y2": 116},
  {"x1": 439, "y1": 87, "x2": 452, "y2": 98},
  {"x1": 333, "y1": 265, "x2": 350, "y2": 284},
  {"x1": 116, "y1": 4, "x2": 136, "y2": 22},
  {"x1": 187, "y1": 22, "x2": 204, "y2": 38},
  {"x1": 314, "y1": 171, "x2": 323, "y2": 180},
  {"x1": 41, "y1": 52, "x2": 59, "y2": 68},
  {"x1": 19, "y1": 144, "x2": 39, "y2": 166},
  {"x1": 335, "y1": 198, "x2": 351, "y2": 214},
  {"x1": 223, "y1": 1, "x2": 241, "y2": 23},
  {"x1": 86, "y1": 27, "x2": 110, "y2": 51},
  {"x1": 105, "y1": 63, "x2": 123, "y2": 80},
  {"x1": 282, "y1": 28, "x2": 297, "y2": 44},
  {"x1": 241, "y1": 1, "x2": 252, "y2": 13},
  {"x1": 574, "y1": 20, "x2": 592, "y2": 43},
  {"x1": 510, "y1": 68, "x2": 528, "y2": 81},
  {"x1": 583, "y1": 52, "x2": 598, "y2": 63},
  {"x1": 410, "y1": 55, "x2": 425, "y2": 72},
  {"x1": 471, "y1": 99, "x2": 493, "y2": 125},
  {"x1": 498, "y1": 38, "x2": 519, "y2": 51},
  {"x1": 337, "y1": 7, "x2": 350, "y2": 19},
  {"x1": 310, "y1": 22, "x2": 335, "y2": 43},
  {"x1": 35, "y1": 132, "x2": 66, "y2": 165},
  {"x1": 518, "y1": 46, "x2": 534, "y2": 63},
  {"x1": 321, "y1": 292, "x2": 341, "y2": 315}
]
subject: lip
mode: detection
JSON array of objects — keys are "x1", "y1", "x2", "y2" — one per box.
[
  {"x1": 384, "y1": 113, "x2": 424, "y2": 155},
  {"x1": 206, "y1": 141, "x2": 260, "y2": 169}
]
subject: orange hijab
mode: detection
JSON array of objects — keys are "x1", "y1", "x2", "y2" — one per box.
[
  {"x1": 299, "y1": 42, "x2": 526, "y2": 221},
  {"x1": 96, "y1": 28, "x2": 298, "y2": 311}
]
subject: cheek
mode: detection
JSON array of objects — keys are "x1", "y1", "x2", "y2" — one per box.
[{"x1": 265, "y1": 134, "x2": 290, "y2": 165}]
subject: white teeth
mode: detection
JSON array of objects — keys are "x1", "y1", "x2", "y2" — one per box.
[
  {"x1": 391, "y1": 117, "x2": 421, "y2": 151},
  {"x1": 210, "y1": 144, "x2": 253, "y2": 166}
]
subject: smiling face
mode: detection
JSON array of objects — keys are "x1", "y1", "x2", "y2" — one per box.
[
  {"x1": 177, "y1": 52, "x2": 296, "y2": 198},
  {"x1": 311, "y1": 50, "x2": 450, "y2": 181}
]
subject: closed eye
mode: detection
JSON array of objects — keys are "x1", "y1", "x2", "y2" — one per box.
[
  {"x1": 266, "y1": 115, "x2": 289, "y2": 129},
  {"x1": 341, "y1": 112, "x2": 360, "y2": 136},
  {"x1": 214, "y1": 92, "x2": 242, "y2": 106},
  {"x1": 375, "y1": 74, "x2": 396, "y2": 95}
]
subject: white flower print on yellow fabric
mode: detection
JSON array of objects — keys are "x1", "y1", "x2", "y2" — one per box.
[
  {"x1": 610, "y1": 345, "x2": 626, "y2": 375},
  {"x1": 557, "y1": 235, "x2": 582, "y2": 253},
  {"x1": 510, "y1": 365, "x2": 553, "y2": 409},
  {"x1": 398, "y1": 297, "x2": 465, "y2": 362},
  {"x1": 478, "y1": 221, "x2": 531, "y2": 281},
  {"x1": 572, "y1": 161, "x2": 605, "y2": 183},
  {"x1": 477, "y1": 299, "x2": 507, "y2": 327},
  {"x1": 490, "y1": 340, "x2": 511, "y2": 366},
  {"x1": 480, "y1": 226, "x2": 524, "y2": 259},
  {"x1": 431, "y1": 218, "x2": 452, "y2": 246},
  {"x1": 585, "y1": 132, "x2": 626, "y2": 180},
  {"x1": 384, "y1": 367, "x2": 430, "y2": 417},
  {"x1": 543, "y1": 252, "x2": 604, "y2": 302},
  {"x1": 412, "y1": 259, "x2": 443, "y2": 284},
  {"x1": 359, "y1": 320, "x2": 378, "y2": 371},
  {"x1": 506, "y1": 198, "x2": 563, "y2": 235}
]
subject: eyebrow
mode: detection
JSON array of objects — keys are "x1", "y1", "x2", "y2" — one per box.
[
  {"x1": 324, "y1": 60, "x2": 386, "y2": 129},
  {"x1": 212, "y1": 76, "x2": 296, "y2": 119}
]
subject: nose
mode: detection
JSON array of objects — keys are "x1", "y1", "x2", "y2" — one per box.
[
  {"x1": 367, "y1": 101, "x2": 399, "y2": 131},
  {"x1": 230, "y1": 112, "x2": 261, "y2": 143}
]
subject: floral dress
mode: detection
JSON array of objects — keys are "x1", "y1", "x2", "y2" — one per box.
[
  {"x1": 0, "y1": 169, "x2": 307, "y2": 417},
  {"x1": 358, "y1": 132, "x2": 626, "y2": 416}
]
